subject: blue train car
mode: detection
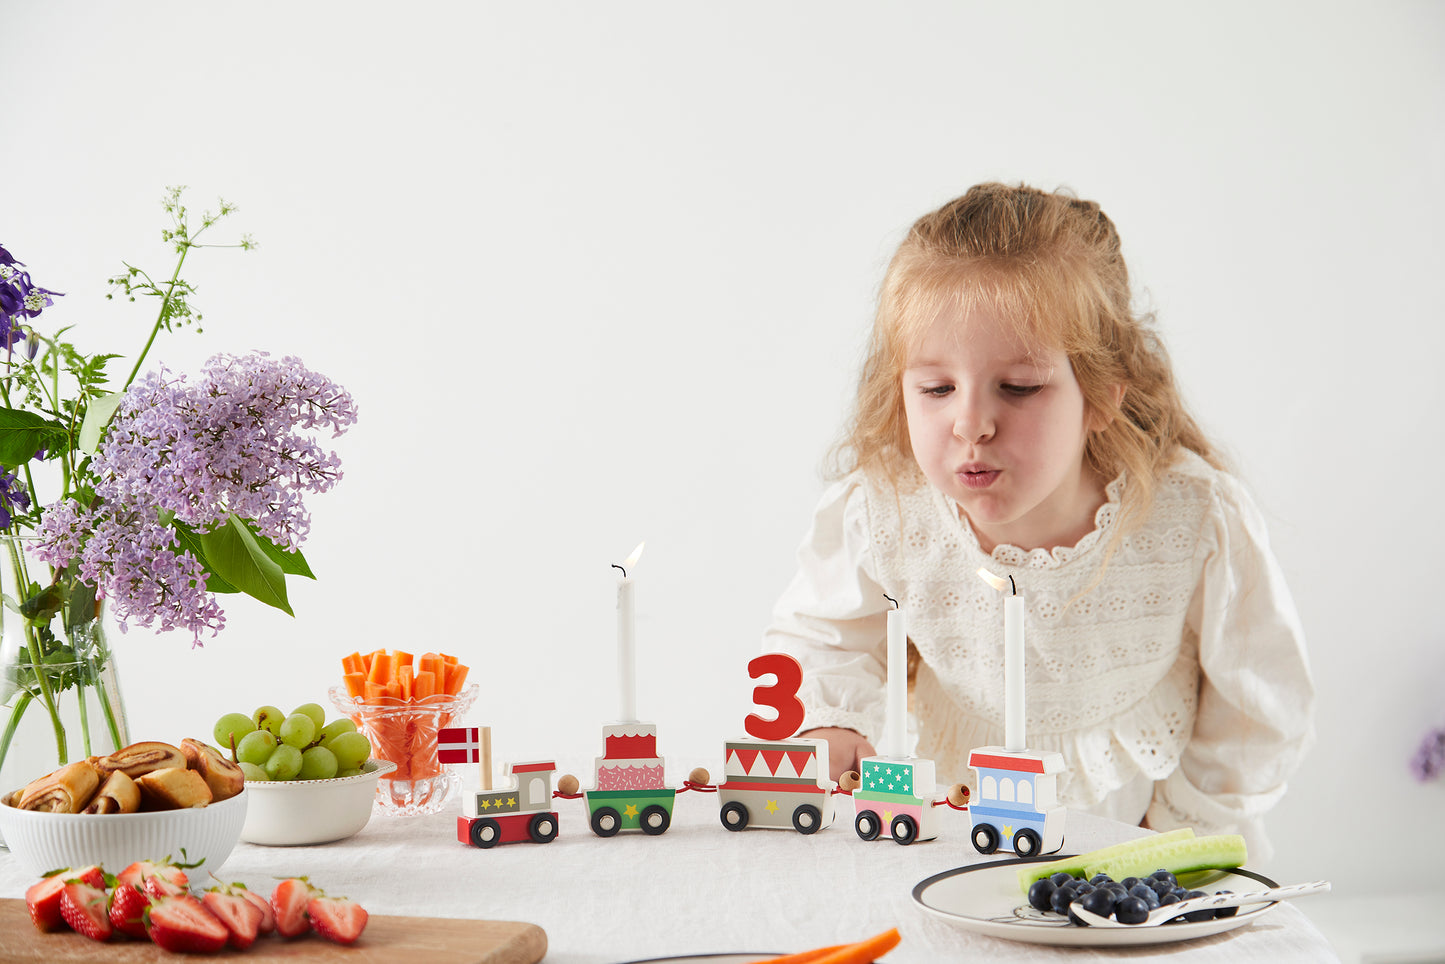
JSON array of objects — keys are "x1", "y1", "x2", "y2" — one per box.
[{"x1": 966, "y1": 746, "x2": 1066, "y2": 857}]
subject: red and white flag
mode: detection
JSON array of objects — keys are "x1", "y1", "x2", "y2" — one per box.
[{"x1": 437, "y1": 726, "x2": 482, "y2": 764}]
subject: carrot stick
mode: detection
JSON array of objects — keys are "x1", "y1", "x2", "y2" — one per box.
[
  {"x1": 414, "y1": 671, "x2": 437, "y2": 699},
  {"x1": 442, "y1": 652, "x2": 458, "y2": 665},
  {"x1": 742, "y1": 945, "x2": 848, "y2": 964},
  {"x1": 814, "y1": 929, "x2": 900, "y2": 964},
  {"x1": 364, "y1": 681, "x2": 386, "y2": 703},
  {"x1": 343, "y1": 672, "x2": 366, "y2": 699},
  {"x1": 443, "y1": 662, "x2": 469, "y2": 695},
  {"x1": 393, "y1": 649, "x2": 413, "y2": 669},
  {"x1": 367, "y1": 651, "x2": 393, "y2": 685},
  {"x1": 398, "y1": 664, "x2": 414, "y2": 701}
]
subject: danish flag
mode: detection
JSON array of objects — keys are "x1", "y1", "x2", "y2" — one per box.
[{"x1": 437, "y1": 726, "x2": 482, "y2": 764}]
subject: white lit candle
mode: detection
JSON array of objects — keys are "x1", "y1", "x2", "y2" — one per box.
[
  {"x1": 978, "y1": 568, "x2": 1026, "y2": 751},
  {"x1": 882, "y1": 594, "x2": 907, "y2": 758},
  {"x1": 614, "y1": 542, "x2": 645, "y2": 722}
]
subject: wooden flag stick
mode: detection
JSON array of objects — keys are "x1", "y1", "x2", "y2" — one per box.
[{"x1": 480, "y1": 726, "x2": 493, "y2": 791}]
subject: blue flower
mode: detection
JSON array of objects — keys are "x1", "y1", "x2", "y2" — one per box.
[
  {"x1": 0, "y1": 470, "x2": 31, "y2": 529},
  {"x1": 0, "y1": 244, "x2": 62, "y2": 350}
]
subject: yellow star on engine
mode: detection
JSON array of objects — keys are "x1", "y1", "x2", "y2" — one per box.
[
  {"x1": 883, "y1": 810, "x2": 893, "y2": 822},
  {"x1": 479, "y1": 798, "x2": 491, "y2": 810},
  {"x1": 507, "y1": 797, "x2": 517, "y2": 808},
  {"x1": 624, "y1": 804, "x2": 638, "y2": 818},
  {"x1": 764, "y1": 799, "x2": 779, "y2": 814},
  {"x1": 1003, "y1": 825, "x2": 1013, "y2": 837}
]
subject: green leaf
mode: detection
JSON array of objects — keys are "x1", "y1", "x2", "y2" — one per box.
[
  {"x1": 78, "y1": 392, "x2": 124, "y2": 455},
  {"x1": 0, "y1": 408, "x2": 70, "y2": 467},
  {"x1": 171, "y1": 522, "x2": 240, "y2": 594},
  {"x1": 196, "y1": 515, "x2": 293, "y2": 615},
  {"x1": 241, "y1": 521, "x2": 315, "y2": 580}
]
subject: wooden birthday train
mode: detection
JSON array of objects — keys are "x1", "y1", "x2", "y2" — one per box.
[{"x1": 455, "y1": 653, "x2": 1067, "y2": 856}]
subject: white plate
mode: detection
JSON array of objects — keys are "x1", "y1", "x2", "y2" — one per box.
[
  {"x1": 912, "y1": 855, "x2": 1282, "y2": 947},
  {"x1": 616, "y1": 956, "x2": 776, "y2": 964}
]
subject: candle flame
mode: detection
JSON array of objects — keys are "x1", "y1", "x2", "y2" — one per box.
[
  {"x1": 977, "y1": 567, "x2": 1017, "y2": 594},
  {"x1": 613, "y1": 542, "x2": 646, "y2": 577}
]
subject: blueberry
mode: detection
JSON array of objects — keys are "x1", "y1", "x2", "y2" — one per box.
[
  {"x1": 1150, "y1": 869, "x2": 1177, "y2": 885},
  {"x1": 1179, "y1": 890, "x2": 1214, "y2": 923},
  {"x1": 1051, "y1": 884, "x2": 1078, "y2": 915},
  {"x1": 1115, "y1": 895, "x2": 1150, "y2": 925},
  {"x1": 1129, "y1": 883, "x2": 1161, "y2": 909},
  {"x1": 1213, "y1": 889, "x2": 1238, "y2": 918},
  {"x1": 1028, "y1": 878, "x2": 1057, "y2": 912},
  {"x1": 1090, "y1": 873, "x2": 1113, "y2": 885},
  {"x1": 1080, "y1": 887, "x2": 1119, "y2": 918},
  {"x1": 1050, "y1": 871, "x2": 1075, "y2": 886},
  {"x1": 1149, "y1": 877, "x2": 1174, "y2": 897},
  {"x1": 1120, "y1": 876, "x2": 1141, "y2": 890}
]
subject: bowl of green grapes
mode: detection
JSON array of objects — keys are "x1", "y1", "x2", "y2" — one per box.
[{"x1": 213, "y1": 703, "x2": 397, "y2": 846}]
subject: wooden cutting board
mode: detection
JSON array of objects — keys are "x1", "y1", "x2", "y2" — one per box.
[{"x1": 0, "y1": 898, "x2": 546, "y2": 963}]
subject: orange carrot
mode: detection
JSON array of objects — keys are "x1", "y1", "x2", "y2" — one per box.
[
  {"x1": 742, "y1": 945, "x2": 848, "y2": 964},
  {"x1": 367, "y1": 651, "x2": 393, "y2": 685},
  {"x1": 443, "y1": 661, "x2": 469, "y2": 695},
  {"x1": 398, "y1": 663, "x2": 414, "y2": 701},
  {"x1": 414, "y1": 670, "x2": 437, "y2": 699},
  {"x1": 393, "y1": 649, "x2": 413, "y2": 669},
  {"x1": 364, "y1": 681, "x2": 386, "y2": 703},
  {"x1": 815, "y1": 929, "x2": 900, "y2": 964},
  {"x1": 343, "y1": 671, "x2": 366, "y2": 699}
]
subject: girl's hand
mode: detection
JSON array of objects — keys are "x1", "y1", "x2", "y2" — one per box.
[{"x1": 799, "y1": 727, "x2": 876, "y2": 783}]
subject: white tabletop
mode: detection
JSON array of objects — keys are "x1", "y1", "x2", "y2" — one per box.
[{"x1": 0, "y1": 784, "x2": 1339, "y2": 963}]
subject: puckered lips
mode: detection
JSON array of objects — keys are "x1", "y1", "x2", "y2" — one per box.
[{"x1": 956, "y1": 462, "x2": 1001, "y2": 489}]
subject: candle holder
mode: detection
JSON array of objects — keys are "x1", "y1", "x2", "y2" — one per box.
[{"x1": 329, "y1": 684, "x2": 479, "y2": 817}]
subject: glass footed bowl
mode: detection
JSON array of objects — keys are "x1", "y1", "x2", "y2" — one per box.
[{"x1": 328, "y1": 684, "x2": 478, "y2": 817}]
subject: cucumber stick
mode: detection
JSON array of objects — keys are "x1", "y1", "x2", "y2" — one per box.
[
  {"x1": 1016, "y1": 828, "x2": 1196, "y2": 893},
  {"x1": 1088, "y1": 833, "x2": 1247, "y2": 881}
]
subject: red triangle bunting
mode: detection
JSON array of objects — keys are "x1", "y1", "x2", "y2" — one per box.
[
  {"x1": 786, "y1": 750, "x2": 814, "y2": 777},
  {"x1": 760, "y1": 749, "x2": 786, "y2": 776},
  {"x1": 732, "y1": 747, "x2": 760, "y2": 773}
]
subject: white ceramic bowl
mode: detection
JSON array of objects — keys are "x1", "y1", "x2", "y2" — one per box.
[
  {"x1": 239, "y1": 758, "x2": 396, "y2": 846},
  {"x1": 0, "y1": 789, "x2": 248, "y2": 877}
]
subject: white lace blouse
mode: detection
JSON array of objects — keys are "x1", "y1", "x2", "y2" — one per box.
[{"x1": 763, "y1": 450, "x2": 1315, "y2": 857}]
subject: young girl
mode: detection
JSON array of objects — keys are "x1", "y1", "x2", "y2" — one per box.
[{"x1": 765, "y1": 182, "x2": 1314, "y2": 856}]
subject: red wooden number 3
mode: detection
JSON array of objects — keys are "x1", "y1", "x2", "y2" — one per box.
[{"x1": 744, "y1": 653, "x2": 805, "y2": 741}]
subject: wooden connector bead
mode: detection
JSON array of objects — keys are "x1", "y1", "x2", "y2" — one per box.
[
  {"x1": 688, "y1": 767, "x2": 711, "y2": 786},
  {"x1": 946, "y1": 782, "x2": 970, "y2": 807},
  {"x1": 556, "y1": 773, "x2": 580, "y2": 796},
  {"x1": 839, "y1": 769, "x2": 861, "y2": 792}
]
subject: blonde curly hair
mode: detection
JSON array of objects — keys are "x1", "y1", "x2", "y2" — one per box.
[{"x1": 832, "y1": 182, "x2": 1220, "y2": 540}]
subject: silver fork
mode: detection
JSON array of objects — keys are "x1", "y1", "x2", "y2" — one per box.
[{"x1": 1070, "y1": 879, "x2": 1332, "y2": 928}]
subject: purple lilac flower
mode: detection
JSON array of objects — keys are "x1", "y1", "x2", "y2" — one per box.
[
  {"x1": 1411, "y1": 726, "x2": 1445, "y2": 782},
  {"x1": 0, "y1": 244, "x2": 61, "y2": 350},
  {"x1": 0, "y1": 470, "x2": 31, "y2": 529},
  {"x1": 34, "y1": 351, "x2": 356, "y2": 646}
]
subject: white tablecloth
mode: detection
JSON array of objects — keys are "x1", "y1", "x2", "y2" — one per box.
[{"x1": 0, "y1": 785, "x2": 1339, "y2": 962}]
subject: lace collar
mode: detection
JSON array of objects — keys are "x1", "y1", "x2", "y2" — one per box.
[{"x1": 933, "y1": 473, "x2": 1125, "y2": 570}]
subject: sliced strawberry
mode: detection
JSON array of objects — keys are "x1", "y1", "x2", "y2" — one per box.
[
  {"x1": 116, "y1": 857, "x2": 190, "y2": 893},
  {"x1": 143, "y1": 873, "x2": 189, "y2": 899},
  {"x1": 25, "y1": 866, "x2": 108, "y2": 932},
  {"x1": 271, "y1": 877, "x2": 318, "y2": 938},
  {"x1": 109, "y1": 883, "x2": 152, "y2": 940},
  {"x1": 237, "y1": 885, "x2": 276, "y2": 935},
  {"x1": 307, "y1": 895, "x2": 368, "y2": 945},
  {"x1": 25, "y1": 876, "x2": 68, "y2": 932},
  {"x1": 59, "y1": 882, "x2": 113, "y2": 941},
  {"x1": 201, "y1": 889, "x2": 263, "y2": 949},
  {"x1": 145, "y1": 895, "x2": 229, "y2": 954}
]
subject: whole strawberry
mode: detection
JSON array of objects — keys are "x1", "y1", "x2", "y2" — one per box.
[
  {"x1": 308, "y1": 894, "x2": 368, "y2": 945},
  {"x1": 116, "y1": 856, "x2": 192, "y2": 893},
  {"x1": 145, "y1": 895, "x2": 229, "y2": 954},
  {"x1": 59, "y1": 882, "x2": 113, "y2": 942}
]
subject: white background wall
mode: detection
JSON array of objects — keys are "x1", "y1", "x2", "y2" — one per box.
[{"x1": 4, "y1": 1, "x2": 1441, "y2": 903}]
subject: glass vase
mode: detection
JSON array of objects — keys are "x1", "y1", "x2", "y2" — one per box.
[
  {"x1": 329, "y1": 683, "x2": 478, "y2": 817},
  {"x1": 0, "y1": 537, "x2": 130, "y2": 844}
]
